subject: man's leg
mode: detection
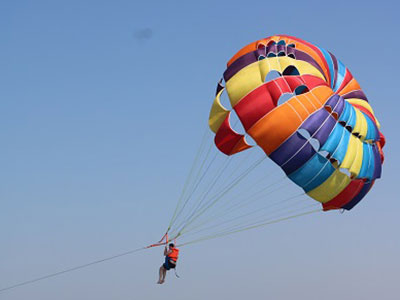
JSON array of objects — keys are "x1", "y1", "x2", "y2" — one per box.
[
  {"x1": 161, "y1": 266, "x2": 167, "y2": 283},
  {"x1": 157, "y1": 265, "x2": 164, "y2": 284}
]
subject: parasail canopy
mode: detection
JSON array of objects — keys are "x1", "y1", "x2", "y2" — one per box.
[{"x1": 209, "y1": 35, "x2": 385, "y2": 212}]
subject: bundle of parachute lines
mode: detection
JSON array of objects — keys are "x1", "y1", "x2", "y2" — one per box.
[{"x1": 165, "y1": 35, "x2": 385, "y2": 246}]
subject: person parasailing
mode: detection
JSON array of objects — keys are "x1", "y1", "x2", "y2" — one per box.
[{"x1": 157, "y1": 243, "x2": 179, "y2": 284}]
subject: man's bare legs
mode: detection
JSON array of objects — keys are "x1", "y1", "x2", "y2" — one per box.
[{"x1": 157, "y1": 265, "x2": 166, "y2": 284}]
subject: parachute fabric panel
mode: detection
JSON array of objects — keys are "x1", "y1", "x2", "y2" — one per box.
[
  {"x1": 209, "y1": 88, "x2": 229, "y2": 133},
  {"x1": 208, "y1": 87, "x2": 252, "y2": 155},
  {"x1": 214, "y1": 114, "x2": 252, "y2": 155}
]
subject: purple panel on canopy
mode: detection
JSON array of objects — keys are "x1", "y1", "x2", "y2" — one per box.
[
  {"x1": 372, "y1": 145, "x2": 382, "y2": 179},
  {"x1": 287, "y1": 47, "x2": 296, "y2": 56},
  {"x1": 329, "y1": 52, "x2": 339, "y2": 88},
  {"x1": 256, "y1": 47, "x2": 266, "y2": 57},
  {"x1": 341, "y1": 180, "x2": 373, "y2": 210},
  {"x1": 342, "y1": 90, "x2": 369, "y2": 101},
  {"x1": 277, "y1": 44, "x2": 286, "y2": 54},
  {"x1": 269, "y1": 132, "x2": 315, "y2": 174},
  {"x1": 325, "y1": 94, "x2": 339, "y2": 107},
  {"x1": 300, "y1": 109, "x2": 336, "y2": 142},
  {"x1": 308, "y1": 115, "x2": 336, "y2": 146},
  {"x1": 269, "y1": 108, "x2": 337, "y2": 175},
  {"x1": 267, "y1": 44, "x2": 278, "y2": 54},
  {"x1": 324, "y1": 94, "x2": 345, "y2": 116},
  {"x1": 333, "y1": 96, "x2": 345, "y2": 116},
  {"x1": 223, "y1": 51, "x2": 258, "y2": 81},
  {"x1": 223, "y1": 46, "x2": 327, "y2": 82}
]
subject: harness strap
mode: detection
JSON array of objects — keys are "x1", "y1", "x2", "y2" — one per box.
[
  {"x1": 146, "y1": 242, "x2": 166, "y2": 248},
  {"x1": 158, "y1": 232, "x2": 167, "y2": 243},
  {"x1": 146, "y1": 231, "x2": 170, "y2": 249},
  {"x1": 174, "y1": 268, "x2": 180, "y2": 278}
]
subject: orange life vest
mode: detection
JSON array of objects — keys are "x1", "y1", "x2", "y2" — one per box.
[{"x1": 167, "y1": 248, "x2": 179, "y2": 262}]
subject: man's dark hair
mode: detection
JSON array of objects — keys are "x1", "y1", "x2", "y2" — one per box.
[{"x1": 169, "y1": 243, "x2": 175, "y2": 248}]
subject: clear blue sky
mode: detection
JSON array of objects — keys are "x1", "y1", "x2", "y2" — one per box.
[{"x1": 1, "y1": 0, "x2": 399, "y2": 299}]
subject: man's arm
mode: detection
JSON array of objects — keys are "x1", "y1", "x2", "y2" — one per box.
[{"x1": 164, "y1": 246, "x2": 172, "y2": 256}]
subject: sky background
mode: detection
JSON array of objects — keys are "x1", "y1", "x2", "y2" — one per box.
[{"x1": 1, "y1": 0, "x2": 399, "y2": 299}]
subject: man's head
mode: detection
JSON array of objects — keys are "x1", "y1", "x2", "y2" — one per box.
[{"x1": 169, "y1": 243, "x2": 175, "y2": 249}]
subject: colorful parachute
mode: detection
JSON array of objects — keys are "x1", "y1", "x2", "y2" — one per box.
[{"x1": 209, "y1": 35, "x2": 385, "y2": 211}]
